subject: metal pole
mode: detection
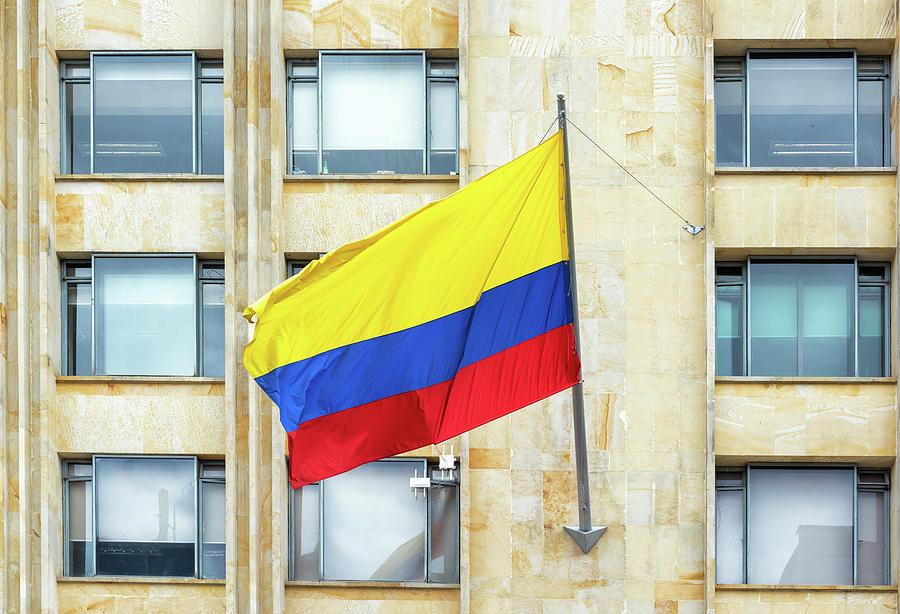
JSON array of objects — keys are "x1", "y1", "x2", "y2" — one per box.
[{"x1": 558, "y1": 93, "x2": 607, "y2": 554}]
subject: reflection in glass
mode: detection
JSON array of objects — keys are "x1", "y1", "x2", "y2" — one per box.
[
  {"x1": 65, "y1": 81, "x2": 91, "y2": 173},
  {"x1": 715, "y1": 284, "x2": 743, "y2": 375},
  {"x1": 202, "y1": 282, "x2": 225, "y2": 377},
  {"x1": 715, "y1": 79, "x2": 744, "y2": 165},
  {"x1": 292, "y1": 484, "x2": 320, "y2": 580},
  {"x1": 66, "y1": 283, "x2": 92, "y2": 376},
  {"x1": 428, "y1": 80, "x2": 458, "y2": 174},
  {"x1": 321, "y1": 54, "x2": 425, "y2": 174},
  {"x1": 93, "y1": 55, "x2": 194, "y2": 173},
  {"x1": 428, "y1": 482, "x2": 459, "y2": 583},
  {"x1": 858, "y1": 285, "x2": 885, "y2": 377},
  {"x1": 200, "y1": 81, "x2": 224, "y2": 174},
  {"x1": 858, "y1": 79, "x2": 885, "y2": 166},
  {"x1": 68, "y1": 479, "x2": 94, "y2": 576},
  {"x1": 715, "y1": 489, "x2": 744, "y2": 583},
  {"x1": 201, "y1": 480, "x2": 225, "y2": 579},
  {"x1": 291, "y1": 81, "x2": 318, "y2": 174},
  {"x1": 323, "y1": 461, "x2": 426, "y2": 580},
  {"x1": 748, "y1": 54, "x2": 854, "y2": 167},
  {"x1": 747, "y1": 468, "x2": 853, "y2": 585},
  {"x1": 94, "y1": 257, "x2": 196, "y2": 376},
  {"x1": 749, "y1": 261, "x2": 854, "y2": 376},
  {"x1": 857, "y1": 490, "x2": 887, "y2": 585},
  {"x1": 95, "y1": 457, "x2": 196, "y2": 576}
]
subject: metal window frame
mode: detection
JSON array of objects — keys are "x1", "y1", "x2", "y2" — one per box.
[
  {"x1": 197, "y1": 59, "x2": 224, "y2": 175},
  {"x1": 729, "y1": 49, "x2": 887, "y2": 168},
  {"x1": 714, "y1": 261, "x2": 747, "y2": 376},
  {"x1": 198, "y1": 461, "x2": 226, "y2": 579},
  {"x1": 730, "y1": 464, "x2": 889, "y2": 586},
  {"x1": 714, "y1": 467, "x2": 746, "y2": 583},
  {"x1": 61, "y1": 261, "x2": 93, "y2": 376},
  {"x1": 287, "y1": 53, "x2": 459, "y2": 176},
  {"x1": 426, "y1": 461, "x2": 461, "y2": 583},
  {"x1": 59, "y1": 61, "x2": 90, "y2": 174},
  {"x1": 68, "y1": 51, "x2": 207, "y2": 175},
  {"x1": 740, "y1": 257, "x2": 888, "y2": 377},
  {"x1": 78, "y1": 455, "x2": 201, "y2": 578},
  {"x1": 288, "y1": 457, "x2": 460, "y2": 583},
  {"x1": 286, "y1": 59, "x2": 319, "y2": 175},
  {"x1": 285, "y1": 256, "x2": 321, "y2": 279},
  {"x1": 73, "y1": 255, "x2": 201, "y2": 376},
  {"x1": 856, "y1": 55, "x2": 891, "y2": 167},
  {"x1": 62, "y1": 460, "x2": 94, "y2": 577},
  {"x1": 198, "y1": 260, "x2": 225, "y2": 377}
]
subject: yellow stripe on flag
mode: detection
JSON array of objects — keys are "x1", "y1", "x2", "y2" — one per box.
[{"x1": 243, "y1": 132, "x2": 567, "y2": 378}]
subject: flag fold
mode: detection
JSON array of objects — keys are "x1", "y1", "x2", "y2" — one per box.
[{"x1": 244, "y1": 132, "x2": 581, "y2": 487}]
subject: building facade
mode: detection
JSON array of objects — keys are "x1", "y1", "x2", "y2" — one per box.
[{"x1": 0, "y1": 0, "x2": 898, "y2": 612}]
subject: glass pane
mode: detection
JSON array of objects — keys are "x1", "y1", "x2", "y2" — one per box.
[
  {"x1": 428, "y1": 81, "x2": 457, "y2": 174},
  {"x1": 801, "y1": 264, "x2": 854, "y2": 376},
  {"x1": 93, "y1": 55, "x2": 194, "y2": 173},
  {"x1": 857, "y1": 79, "x2": 885, "y2": 166},
  {"x1": 291, "y1": 81, "x2": 318, "y2": 174},
  {"x1": 292, "y1": 484, "x2": 320, "y2": 581},
  {"x1": 323, "y1": 461, "x2": 426, "y2": 580},
  {"x1": 858, "y1": 490, "x2": 887, "y2": 585},
  {"x1": 65, "y1": 64, "x2": 91, "y2": 78},
  {"x1": 200, "y1": 81, "x2": 224, "y2": 174},
  {"x1": 747, "y1": 468, "x2": 853, "y2": 585},
  {"x1": 95, "y1": 457, "x2": 196, "y2": 576},
  {"x1": 94, "y1": 257, "x2": 196, "y2": 376},
  {"x1": 715, "y1": 285, "x2": 744, "y2": 375},
  {"x1": 66, "y1": 283, "x2": 92, "y2": 376},
  {"x1": 68, "y1": 462, "x2": 94, "y2": 477},
  {"x1": 321, "y1": 54, "x2": 425, "y2": 174},
  {"x1": 68, "y1": 479, "x2": 94, "y2": 576},
  {"x1": 201, "y1": 464, "x2": 225, "y2": 479},
  {"x1": 65, "y1": 81, "x2": 91, "y2": 174},
  {"x1": 715, "y1": 79, "x2": 744, "y2": 165},
  {"x1": 715, "y1": 489, "x2": 744, "y2": 583},
  {"x1": 202, "y1": 282, "x2": 225, "y2": 377},
  {"x1": 858, "y1": 285, "x2": 885, "y2": 377},
  {"x1": 428, "y1": 483, "x2": 459, "y2": 583},
  {"x1": 749, "y1": 263, "x2": 799, "y2": 376},
  {"x1": 201, "y1": 481, "x2": 225, "y2": 579},
  {"x1": 748, "y1": 55, "x2": 854, "y2": 167},
  {"x1": 291, "y1": 62, "x2": 317, "y2": 77}
]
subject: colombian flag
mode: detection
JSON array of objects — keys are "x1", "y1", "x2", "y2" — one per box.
[{"x1": 243, "y1": 132, "x2": 581, "y2": 488}]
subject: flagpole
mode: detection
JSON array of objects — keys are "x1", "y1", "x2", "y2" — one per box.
[{"x1": 557, "y1": 93, "x2": 607, "y2": 554}]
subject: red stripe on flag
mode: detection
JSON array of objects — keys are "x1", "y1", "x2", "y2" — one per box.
[{"x1": 287, "y1": 324, "x2": 580, "y2": 488}]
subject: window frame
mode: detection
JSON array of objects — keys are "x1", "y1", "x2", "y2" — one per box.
[
  {"x1": 714, "y1": 50, "x2": 891, "y2": 168},
  {"x1": 715, "y1": 257, "x2": 891, "y2": 377},
  {"x1": 715, "y1": 465, "x2": 890, "y2": 586},
  {"x1": 61, "y1": 254, "x2": 225, "y2": 377},
  {"x1": 286, "y1": 52, "x2": 459, "y2": 176},
  {"x1": 288, "y1": 457, "x2": 460, "y2": 584},
  {"x1": 60, "y1": 52, "x2": 224, "y2": 175},
  {"x1": 63, "y1": 455, "x2": 225, "y2": 579}
]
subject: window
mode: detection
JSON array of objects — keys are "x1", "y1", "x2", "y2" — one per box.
[
  {"x1": 715, "y1": 466, "x2": 889, "y2": 585},
  {"x1": 290, "y1": 459, "x2": 459, "y2": 583},
  {"x1": 62, "y1": 256, "x2": 225, "y2": 376},
  {"x1": 286, "y1": 257, "x2": 320, "y2": 278},
  {"x1": 64, "y1": 457, "x2": 225, "y2": 579},
  {"x1": 715, "y1": 52, "x2": 890, "y2": 167},
  {"x1": 715, "y1": 259, "x2": 889, "y2": 377},
  {"x1": 287, "y1": 53, "x2": 458, "y2": 175},
  {"x1": 61, "y1": 53, "x2": 224, "y2": 174}
]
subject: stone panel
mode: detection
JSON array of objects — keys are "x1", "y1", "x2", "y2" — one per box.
[
  {"x1": 715, "y1": 588, "x2": 898, "y2": 613},
  {"x1": 58, "y1": 581, "x2": 225, "y2": 614},
  {"x1": 712, "y1": 0, "x2": 896, "y2": 40}
]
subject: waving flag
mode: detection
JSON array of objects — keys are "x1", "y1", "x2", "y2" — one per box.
[{"x1": 243, "y1": 132, "x2": 581, "y2": 487}]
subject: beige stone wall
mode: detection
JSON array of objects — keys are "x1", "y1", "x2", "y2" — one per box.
[
  {"x1": 712, "y1": 0, "x2": 896, "y2": 41},
  {"x1": 713, "y1": 175, "x2": 898, "y2": 249},
  {"x1": 715, "y1": 382, "x2": 896, "y2": 458},
  {"x1": 715, "y1": 588, "x2": 898, "y2": 613},
  {"x1": 55, "y1": 181, "x2": 226, "y2": 254},
  {"x1": 57, "y1": 580, "x2": 225, "y2": 613},
  {"x1": 283, "y1": 0, "x2": 459, "y2": 50},
  {"x1": 285, "y1": 586, "x2": 459, "y2": 613}
]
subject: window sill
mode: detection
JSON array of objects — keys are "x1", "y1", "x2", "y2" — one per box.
[
  {"x1": 715, "y1": 376, "x2": 896, "y2": 384},
  {"x1": 286, "y1": 581, "x2": 460, "y2": 589},
  {"x1": 56, "y1": 174, "x2": 225, "y2": 182},
  {"x1": 716, "y1": 584, "x2": 897, "y2": 592},
  {"x1": 58, "y1": 576, "x2": 224, "y2": 585},
  {"x1": 57, "y1": 375, "x2": 225, "y2": 384},
  {"x1": 715, "y1": 166, "x2": 896, "y2": 175},
  {"x1": 283, "y1": 174, "x2": 460, "y2": 183}
]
